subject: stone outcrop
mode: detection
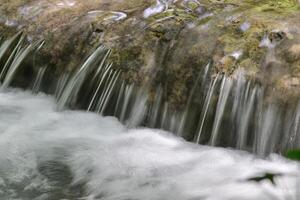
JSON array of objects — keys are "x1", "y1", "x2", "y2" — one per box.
[{"x1": 1, "y1": 0, "x2": 300, "y2": 107}]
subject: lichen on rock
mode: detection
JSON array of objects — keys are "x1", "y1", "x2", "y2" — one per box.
[{"x1": 1, "y1": 0, "x2": 300, "y2": 107}]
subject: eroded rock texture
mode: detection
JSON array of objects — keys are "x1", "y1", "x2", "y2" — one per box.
[{"x1": 1, "y1": 0, "x2": 300, "y2": 107}]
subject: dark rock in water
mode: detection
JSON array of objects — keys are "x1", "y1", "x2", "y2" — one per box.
[
  {"x1": 247, "y1": 172, "x2": 283, "y2": 185},
  {"x1": 0, "y1": 0, "x2": 300, "y2": 107}
]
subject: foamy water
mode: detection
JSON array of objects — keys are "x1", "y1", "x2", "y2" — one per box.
[{"x1": 0, "y1": 89, "x2": 299, "y2": 200}]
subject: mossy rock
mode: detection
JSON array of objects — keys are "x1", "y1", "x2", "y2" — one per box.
[{"x1": 1, "y1": 0, "x2": 300, "y2": 108}]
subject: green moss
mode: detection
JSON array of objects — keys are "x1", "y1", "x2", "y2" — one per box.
[
  {"x1": 285, "y1": 149, "x2": 300, "y2": 161},
  {"x1": 186, "y1": 1, "x2": 200, "y2": 10},
  {"x1": 254, "y1": 0, "x2": 300, "y2": 13},
  {"x1": 1, "y1": 0, "x2": 299, "y2": 108},
  {"x1": 239, "y1": 58, "x2": 259, "y2": 74}
]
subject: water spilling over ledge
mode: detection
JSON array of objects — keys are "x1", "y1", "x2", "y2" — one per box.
[
  {"x1": 0, "y1": 33, "x2": 300, "y2": 156},
  {"x1": 1, "y1": 1, "x2": 300, "y2": 199},
  {"x1": 0, "y1": 89, "x2": 299, "y2": 200}
]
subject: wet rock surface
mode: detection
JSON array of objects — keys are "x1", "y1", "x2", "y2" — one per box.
[{"x1": 1, "y1": 0, "x2": 300, "y2": 107}]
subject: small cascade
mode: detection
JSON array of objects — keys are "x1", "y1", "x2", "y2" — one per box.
[
  {"x1": 2, "y1": 40, "x2": 44, "y2": 88},
  {"x1": 87, "y1": 62, "x2": 113, "y2": 111},
  {"x1": 287, "y1": 102, "x2": 300, "y2": 148},
  {"x1": 0, "y1": 32, "x2": 44, "y2": 88},
  {"x1": 0, "y1": 32, "x2": 25, "y2": 81},
  {"x1": 148, "y1": 86, "x2": 163, "y2": 128},
  {"x1": 177, "y1": 63, "x2": 211, "y2": 136},
  {"x1": 55, "y1": 73, "x2": 70, "y2": 99},
  {"x1": 1, "y1": 33, "x2": 300, "y2": 156},
  {"x1": 113, "y1": 80, "x2": 125, "y2": 116},
  {"x1": 57, "y1": 45, "x2": 113, "y2": 110},
  {"x1": 0, "y1": 89, "x2": 298, "y2": 200},
  {"x1": 237, "y1": 86, "x2": 257, "y2": 149},
  {"x1": 0, "y1": 32, "x2": 23, "y2": 64},
  {"x1": 195, "y1": 74, "x2": 219, "y2": 144},
  {"x1": 255, "y1": 104, "x2": 281, "y2": 156},
  {"x1": 32, "y1": 66, "x2": 47, "y2": 93},
  {"x1": 119, "y1": 84, "x2": 135, "y2": 122},
  {"x1": 210, "y1": 76, "x2": 233, "y2": 146},
  {"x1": 126, "y1": 87, "x2": 149, "y2": 128},
  {"x1": 94, "y1": 69, "x2": 121, "y2": 114}
]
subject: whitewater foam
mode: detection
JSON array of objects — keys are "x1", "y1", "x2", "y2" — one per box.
[{"x1": 0, "y1": 89, "x2": 299, "y2": 200}]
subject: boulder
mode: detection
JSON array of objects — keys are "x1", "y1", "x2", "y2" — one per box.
[{"x1": 1, "y1": 0, "x2": 300, "y2": 106}]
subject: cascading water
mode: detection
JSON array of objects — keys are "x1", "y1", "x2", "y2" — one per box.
[
  {"x1": 1, "y1": 33, "x2": 300, "y2": 154},
  {"x1": 32, "y1": 66, "x2": 47, "y2": 93},
  {"x1": 0, "y1": 89, "x2": 299, "y2": 200},
  {"x1": 0, "y1": 33, "x2": 300, "y2": 199}
]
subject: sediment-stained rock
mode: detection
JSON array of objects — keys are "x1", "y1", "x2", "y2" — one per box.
[{"x1": 1, "y1": 0, "x2": 300, "y2": 107}]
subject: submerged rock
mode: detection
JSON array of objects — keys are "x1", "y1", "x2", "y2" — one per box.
[{"x1": 1, "y1": 0, "x2": 300, "y2": 107}]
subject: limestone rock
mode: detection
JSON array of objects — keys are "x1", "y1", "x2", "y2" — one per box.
[
  {"x1": 1, "y1": 0, "x2": 300, "y2": 106},
  {"x1": 288, "y1": 44, "x2": 300, "y2": 61}
]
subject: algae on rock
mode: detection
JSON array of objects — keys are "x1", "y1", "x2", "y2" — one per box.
[{"x1": 1, "y1": 0, "x2": 300, "y2": 107}]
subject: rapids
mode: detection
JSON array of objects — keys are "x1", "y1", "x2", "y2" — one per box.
[{"x1": 0, "y1": 89, "x2": 299, "y2": 200}]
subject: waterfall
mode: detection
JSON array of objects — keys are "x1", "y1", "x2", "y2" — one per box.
[
  {"x1": 1, "y1": 33, "x2": 300, "y2": 156},
  {"x1": 119, "y1": 84, "x2": 135, "y2": 122},
  {"x1": 0, "y1": 32, "x2": 44, "y2": 89},
  {"x1": 289, "y1": 102, "x2": 300, "y2": 148},
  {"x1": 178, "y1": 63, "x2": 211, "y2": 136},
  {"x1": 0, "y1": 89, "x2": 298, "y2": 200},
  {"x1": 0, "y1": 32, "x2": 25, "y2": 81},
  {"x1": 126, "y1": 87, "x2": 149, "y2": 128},
  {"x1": 210, "y1": 76, "x2": 233, "y2": 146},
  {"x1": 87, "y1": 62, "x2": 113, "y2": 111},
  {"x1": 32, "y1": 66, "x2": 47, "y2": 93},
  {"x1": 55, "y1": 73, "x2": 70, "y2": 99},
  {"x1": 0, "y1": 33, "x2": 300, "y2": 200},
  {"x1": 2, "y1": 39, "x2": 44, "y2": 88},
  {"x1": 255, "y1": 104, "x2": 281, "y2": 156},
  {"x1": 0, "y1": 32, "x2": 23, "y2": 64},
  {"x1": 195, "y1": 74, "x2": 219, "y2": 144},
  {"x1": 57, "y1": 45, "x2": 111, "y2": 110},
  {"x1": 148, "y1": 86, "x2": 163, "y2": 128},
  {"x1": 237, "y1": 86, "x2": 257, "y2": 149}
]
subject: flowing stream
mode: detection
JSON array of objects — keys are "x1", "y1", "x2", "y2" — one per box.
[
  {"x1": 0, "y1": 33, "x2": 300, "y2": 199},
  {"x1": 0, "y1": 89, "x2": 299, "y2": 200},
  {"x1": 1, "y1": 33, "x2": 300, "y2": 155}
]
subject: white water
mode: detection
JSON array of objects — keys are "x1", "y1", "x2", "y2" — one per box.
[
  {"x1": 2, "y1": 33, "x2": 300, "y2": 155},
  {"x1": 0, "y1": 89, "x2": 299, "y2": 200}
]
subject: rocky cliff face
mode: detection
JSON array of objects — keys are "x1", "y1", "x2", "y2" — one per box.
[{"x1": 1, "y1": 0, "x2": 300, "y2": 107}]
